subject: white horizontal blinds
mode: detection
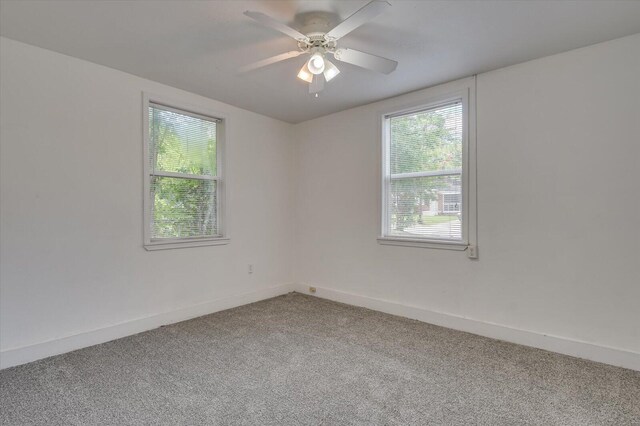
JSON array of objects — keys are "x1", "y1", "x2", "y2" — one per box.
[
  {"x1": 150, "y1": 178, "x2": 217, "y2": 238},
  {"x1": 387, "y1": 101, "x2": 463, "y2": 240},
  {"x1": 148, "y1": 103, "x2": 219, "y2": 239},
  {"x1": 149, "y1": 103, "x2": 217, "y2": 176}
]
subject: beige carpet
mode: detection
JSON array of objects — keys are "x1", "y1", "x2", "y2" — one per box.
[{"x1": 1, "y1": 292, "x2": 639, "y2": 425}]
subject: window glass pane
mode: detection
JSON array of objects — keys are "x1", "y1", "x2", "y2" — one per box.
[
  {"x1": 149, "y1": 105, "x2": 217, "y2": 176},
  {"x1": 151, "y1": 177, "x2": 217, "y2": 239},
  {"x1": 388, "y1": 175, "x2": 462, "y2": 241},
  {"x1": 390, "y1": 102, "x2": 462, "y2": 174}
]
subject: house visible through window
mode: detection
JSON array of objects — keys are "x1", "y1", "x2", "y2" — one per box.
[
  {"x1": 442, "y1": 192, "x2": 462, "y2": 213},
  {"x1": 380, "y1": 92, "x2": 473, "y2": 247},
  {"x1": 144, "y1": 98, "x2": 227, "y2": 250}
]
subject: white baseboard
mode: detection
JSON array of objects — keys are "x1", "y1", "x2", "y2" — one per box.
[
  {"x1": 4, "y1": 283, "x2": 637, "y2": 372},
  {"x1": 295, "y1": 284, "x2": 640, "y2": 371},
  {"x1": 0, "y1": 283, "x2": 296, "y2": 370}
]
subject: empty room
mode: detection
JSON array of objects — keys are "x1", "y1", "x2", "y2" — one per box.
[{"x1": 1, "y1": 0, "x2": 639, "y2": 424}]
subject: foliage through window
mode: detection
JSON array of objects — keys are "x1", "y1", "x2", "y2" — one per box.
[
  {"x1": 383, "y1": 100, "x2": 465, "y2": 242},
  {"x1": 146, "y1": 102, "x2": 222, "y2": 245}
]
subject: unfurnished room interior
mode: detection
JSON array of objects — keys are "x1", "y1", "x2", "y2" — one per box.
[{"x1": 1, "y1": 0, "x2": 639, "y2": 424}]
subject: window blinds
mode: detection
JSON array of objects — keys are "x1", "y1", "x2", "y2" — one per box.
[
  {"x1": 148, "y1": 103, "x2": 219, "y2": 239},
  {"x1": 386, "y1": 101, "x2": 463, "y2": 241}
]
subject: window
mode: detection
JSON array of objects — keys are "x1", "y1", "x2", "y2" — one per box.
[
  {"x1": 379, "y1": 83, "x2": 476, "y2": 250},
  {"x1": 442, "y1": 192, "x2": 462, "y2": 213},
  {"x1": 143, "y1": 95, "x2": 227, "y2": 250}
]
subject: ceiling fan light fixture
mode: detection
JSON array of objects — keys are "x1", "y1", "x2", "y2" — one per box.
[
  {"x1": 323, "y1": 60, "x2": 340, "y2": 82},
  {"x1": 307, "y1": 53, "x2": 325, "y2": 75},
  {"x1": 297, "y1": 63, "x2": 313, "y2": 83}
]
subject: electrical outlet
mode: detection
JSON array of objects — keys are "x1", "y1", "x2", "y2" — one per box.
[
  {"x1": 467, "y1": 245, "x2": 478, "y2": 259},
  {"x1": 248, "y1": 264, "x2": 253, "y2": 274},
  {"x1": 309, "y1": 286, "x2": 316, "y2": 293}
]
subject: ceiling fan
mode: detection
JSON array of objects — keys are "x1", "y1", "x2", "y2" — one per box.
[{"x1": 239, "y1": 0, "x2": 398, "y2": 96}]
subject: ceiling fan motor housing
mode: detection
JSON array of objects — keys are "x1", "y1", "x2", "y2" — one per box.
[{"x1": 298, "y1": 34, "x2": 337, "y2": 53}]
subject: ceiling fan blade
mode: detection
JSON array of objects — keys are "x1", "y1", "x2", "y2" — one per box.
[
  {"x1": 325, "y1": 0, "x2": 391, "y2": 41},
  {"x1": 333, "y1": 48, "x2": 397, "y2": 74},
  {"x1": 238, "y1": 50, "x2": 305, "y2": 73},
  {"x1": 309, "y1": 73, "x2": 325, "y2": 94},
  {"x1": 244, "y1": 11, "x2": 309, "y2": 42}
]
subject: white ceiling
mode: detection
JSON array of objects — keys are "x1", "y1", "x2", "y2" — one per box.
[{"x1": 2, "y1": 0, "x2": 640, "y2": 123}]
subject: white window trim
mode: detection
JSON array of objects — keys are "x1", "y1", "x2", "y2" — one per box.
[
  {"x1": 377, "y1": 78, "x2": 477, "y2": 252},
  {"x1": 142, "y1": 92, "x2": 229, "y2": 251}
]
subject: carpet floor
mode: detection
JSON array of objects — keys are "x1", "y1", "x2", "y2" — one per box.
[{"x1": 1, "y1": 292, "x2": 639, "y2": 425}]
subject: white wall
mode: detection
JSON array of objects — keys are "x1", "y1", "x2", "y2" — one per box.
[
  {"x1": 293, "y1": 34, "x2": 640, "y2": 360},
  {"x1": 0, "y1": 38, "x2": 295, "y2": 366},
  {"x1": 2, "y1": 33, "x2": 639, "y2": 370}
]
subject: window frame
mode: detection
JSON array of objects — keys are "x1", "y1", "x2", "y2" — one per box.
[
  {"x1": 142, "y1": 92, "x2": 229, "y2": 251},
  {"x1": 378, "y1": 82, "x2": 477, "y2": 251}
]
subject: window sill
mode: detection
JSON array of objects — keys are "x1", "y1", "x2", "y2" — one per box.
[
  {"x1": 144, "y1": 238, "x2": 230, "y2": 251},
  {"x1": 377, "y1": 236, "x2": 468, "y2": 251}
]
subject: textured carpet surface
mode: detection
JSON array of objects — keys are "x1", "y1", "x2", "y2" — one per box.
[{"x1": 1, "y1": 292, "x2": 639, "y2": 425}]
